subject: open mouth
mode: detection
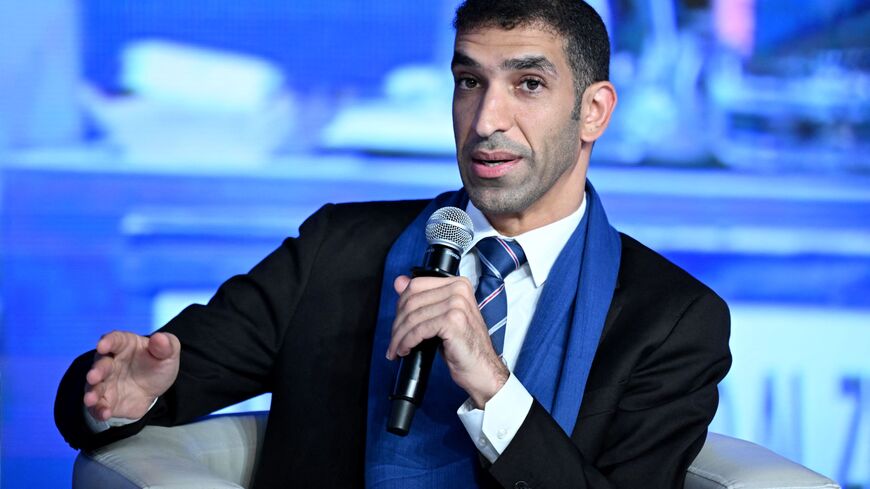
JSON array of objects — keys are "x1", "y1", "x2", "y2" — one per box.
[
  {"x1": 471, "y1": 151, "x2": 521, "y2": 165},
  {"x1": 473, "y1": 158, "x2": 516, "y2": 166},
  {"x1": 469, "y1": 151, "x2": 521, "y2": 178}
]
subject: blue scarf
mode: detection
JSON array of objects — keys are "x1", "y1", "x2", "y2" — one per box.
[{"x1": 365, "y1": 182, "x2": 621, "y2": 488}]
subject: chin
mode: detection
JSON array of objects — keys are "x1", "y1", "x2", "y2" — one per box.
[{"x1": 468, "y1": 187, "x2": 534, "y2": 216}]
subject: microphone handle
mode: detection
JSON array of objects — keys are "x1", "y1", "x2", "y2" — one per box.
[{"x1": 387, "y1": 246, "x2": 461, "y2": 436}]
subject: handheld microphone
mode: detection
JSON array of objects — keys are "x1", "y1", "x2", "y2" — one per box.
[{"x1": 387, "y1": 206, "x2": 474, "y2": 436}]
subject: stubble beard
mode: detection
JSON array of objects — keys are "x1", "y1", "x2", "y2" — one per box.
[{"x1": 460, "y1": 119, "x2": 581, "y2": 217}]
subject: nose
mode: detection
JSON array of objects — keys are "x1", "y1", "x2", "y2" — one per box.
[{"x1": 473, "y1": 86, "x2": 512, "y2": 138}]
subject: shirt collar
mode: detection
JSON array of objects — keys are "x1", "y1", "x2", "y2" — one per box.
[{"x1": 465, "y1": 194, "x2": 587, "y2": 288}]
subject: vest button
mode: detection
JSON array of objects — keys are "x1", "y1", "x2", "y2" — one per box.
[{"x1": 514, "y1": 481, "x2": 530, "y2": 489}]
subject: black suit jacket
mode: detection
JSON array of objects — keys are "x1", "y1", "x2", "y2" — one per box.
[{"x1": 56, "y1": 199, "x2": 731, "y2": 488}]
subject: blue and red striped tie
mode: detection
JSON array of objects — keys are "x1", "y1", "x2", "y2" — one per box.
[{"x1": 474, "y1": 237, "x2": 527, "y2": 356}]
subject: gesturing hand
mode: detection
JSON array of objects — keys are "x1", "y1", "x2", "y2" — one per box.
[
  {"x1": 83, "y1": 331, "x2": 181, "y2": 421},
  {"x1": 386, "y1": 275, "x2": 509, "y2": 408}
]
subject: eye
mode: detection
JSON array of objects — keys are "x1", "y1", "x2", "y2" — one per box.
[
  {"x1": 520, "y1": 78, "x2": 543, "y2": 92},
  {"x1": 455, "y1": 77, "x2": 479, "y2": 90}
]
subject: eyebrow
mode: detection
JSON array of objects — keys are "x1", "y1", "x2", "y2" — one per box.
[
  {"x1": 501, "y1": 56, "x2": 558, "y2": 77},
  {"x1": 451, "y1": 51, "x2": 481, "y2": 69},
  {"x1": 451, "y1": 51, "x2": 558, "y2": 78}
]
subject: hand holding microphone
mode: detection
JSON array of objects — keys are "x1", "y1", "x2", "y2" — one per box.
[{"x1": 386, "y1": 207, "x2": 509, "y2": 435}]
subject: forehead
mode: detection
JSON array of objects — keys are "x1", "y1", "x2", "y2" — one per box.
[{"x1": 453, "y1": 25, "x2": 568, "y2": 69}]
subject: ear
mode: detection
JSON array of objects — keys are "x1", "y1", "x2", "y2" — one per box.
[{"x1": 579, "y1": 81, "x2": 617, "y2": 143}]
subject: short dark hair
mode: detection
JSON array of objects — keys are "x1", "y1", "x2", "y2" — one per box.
[{"x1": 454, "y1": 0, "x2": 610, "y2": 114}]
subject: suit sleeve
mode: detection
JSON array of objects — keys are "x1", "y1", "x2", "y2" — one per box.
[
  {"x1": 488, "y1": 291, "x2": 732, "y2": 489},
  {"x1": 54, "y1": 204, "x2": 337, "y2": 451}
]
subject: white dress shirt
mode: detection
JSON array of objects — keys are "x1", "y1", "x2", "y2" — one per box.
[{"x1": 457, "y1": 194, "x2": 587, "y2": 463}]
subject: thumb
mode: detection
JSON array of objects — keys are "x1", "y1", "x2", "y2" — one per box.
[
  {"x1": 148, "y1": 332, "x2": 180, "y2": 361},
  {"x1": 393, "y1": 275, "x2": 412, "y2": 295}
]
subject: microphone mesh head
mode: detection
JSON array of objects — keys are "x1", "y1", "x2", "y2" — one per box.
[{"x1": 425, "y1": 206, "x2": 474, "y2": 254}]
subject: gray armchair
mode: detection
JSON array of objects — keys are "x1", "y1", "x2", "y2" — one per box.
[{"x1": 72, "y1": 411, "x2": 839, "y2": 489}]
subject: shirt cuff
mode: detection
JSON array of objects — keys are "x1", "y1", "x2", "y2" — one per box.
[
  {"x1": 83, "y1": 397, "x2": 158, "y2": 433},
  {"x1": 457, "y1": 373, "x2": 534, "y2": 463}
]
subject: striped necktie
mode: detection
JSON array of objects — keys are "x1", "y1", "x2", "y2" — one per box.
[{"x1": 474, "y1": 237, "x2": 527, "y2": 356}]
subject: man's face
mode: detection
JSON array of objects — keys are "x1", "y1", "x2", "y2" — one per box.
[{"x1": 452, "y1": 25, "x2": 583, "y2": 221}]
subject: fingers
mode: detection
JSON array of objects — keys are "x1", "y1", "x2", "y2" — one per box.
[
  {"x1": 87, "y1": 396, "x2": 115, "y2": 421},
  {"x1": 84, "y1": 350, "x2": 116, "y2": 419},
  {"x1": 86, "y1": 354, "x2": 114, "y2": 386},
  {"x1": 84, "y1": 358, "x2": 117, "y2": 420},
  {"x1": 86, "y1": 330, "x2": 143, "y2": 421},
  {"x1": 147, "y1": 332, "x2": 180, "y2": 361},
  {"x1": 96, "y1": 330, "x2": 134, "y2": 356},
  {"x1": 389, "y1": 309, "x2": 470, "y2": 359},
  {"x1": 83, "y1": 382, "x2": 101, "y2": 407},
  {"x1": 83, "y1": 384, "x2": 114, "y2": 420},
  {"x1": 392, "y1": 293, "x2": 471, "y2": 340},
  {"x1": 387, "y1": 276, "x2": 478, "y2": 359},
  {"x1": 93, "y1": 406, "x2": 112, "y2": 421},
  {"x1": 394, "y1": 276, "x2": 475, "y2": 320},
  {"x1": 393, "y1": 275, "x2": 412, "y2": 294}
]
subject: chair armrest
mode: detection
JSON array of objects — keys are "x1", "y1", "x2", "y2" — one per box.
[
  {"x1": 687, "y1": 432, "x2": 840, "y2": 489},
  {"x1": 73, "y1": 411, "x2": 268, "y2": 489}
]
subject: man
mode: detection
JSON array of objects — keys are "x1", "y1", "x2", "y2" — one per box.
[{"x1": 55, "y1": 1, "x2": 731, "y2": 487}]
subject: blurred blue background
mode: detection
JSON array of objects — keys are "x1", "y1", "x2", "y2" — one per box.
[{"x1": 1, "y1": 0, "x2": 868, "y2": 487}]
